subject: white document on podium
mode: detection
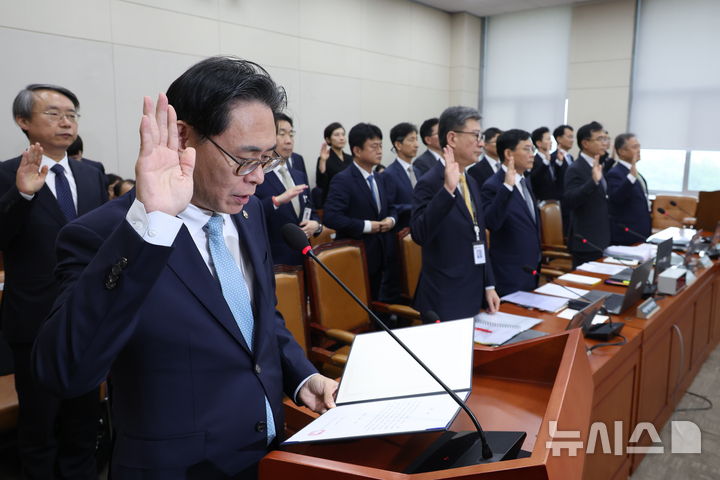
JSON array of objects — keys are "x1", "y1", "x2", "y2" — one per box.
[{"x1": 282, "y1": 318, "x2": 474, "y2": 445}]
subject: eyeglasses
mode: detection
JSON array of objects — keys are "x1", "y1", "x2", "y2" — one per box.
[
  {"x1": 453, "y1": 130, "x2": 485, "y2": 142},
  {"x1": 594, "y1": 136, "x2": 610, "y2": 142},
  {"x1": 277, "y1": 129, "x2": 296, "y2": 138},
  {"x1": 519, "y1": 146, "x2": 535, "y2": 153},
  {"x1": 38, "y1": 110, "x2": 81, "y2": 123},
  {"x1": 206, "y1": 137, "x2": 282, "y2": 176}
]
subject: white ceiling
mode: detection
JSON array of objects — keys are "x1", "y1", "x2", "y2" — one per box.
[{"x1": 413, "y1": 0, "x2": 591, "y2": 17}]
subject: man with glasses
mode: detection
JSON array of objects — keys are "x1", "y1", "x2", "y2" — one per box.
[
  {"x1": 255, "y1": 112, "x2": 321, "y2": 266},
  {"x1": 480, "y1": 129, "x2": 542, "y2": 296},
  {"x1": 324, "y1": 123, "x2": 397, "y2": 302},
  {"x1": 411, "y1": 106, "x2": 499, "y2": 321},
  {"x1": 564, "y1": 120, "x2": 611, "y2": 267},
  {"x1": 0, "y1": 84, "x2": 107, "y2": 479},
  {"x1": 32, "y1": 57, "x2": 337, "y2": 479},
  {"x1": 414, "y1": 117, "x2": 443, "y2": 176},
  {"x1": 467, "y1": 126, "x2": 502, "y2": 188}
]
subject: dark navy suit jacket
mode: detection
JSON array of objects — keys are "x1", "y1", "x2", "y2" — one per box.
[
  {"x1": 288, "y1": 152, "x2": 306, "y2": 178},
  {"x1": 32, "y1": 192, "x2": 316, "y2": 477},
  {"x1": 466, "y1": 156, "x2": 496, "y2": 189},
  {"x1": 323, "y1": 164, "x2": 397, "y2": 277},
  {"x1": 606, "y1": 162, "x2": 651, "y2": 245},
  {"x1": 382, "y1": 159, "x2": 421, "y2": 230},
  {"x1": 530, "y1": 153, "x2": 562, "y2": 201},
  {"x1": 411, "y1": 163, "x2": 495, "y2": 321},
  {"x1": 564, "y1": 155, "x2": 611, "y2": 253},
  {"x1": 480, "y1": 169, "x2": 542, "y2": 296},
  {"x1": 413, "y1": 149, "x2": 439, "y2": 178},
  {"x1": 255, "y1": 166, "x2": 319, "y2": 266},
  {"x1": 0, "y1": 156, "x2": 107, "y2": 343}
]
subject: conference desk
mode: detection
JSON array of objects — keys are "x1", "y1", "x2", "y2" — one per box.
[
  {"x1": 273, "y1": 256, "x2": 719, "y2": 479},
  {"x1": 513, "y1": 257, "x2": 720, "y2": 479}
]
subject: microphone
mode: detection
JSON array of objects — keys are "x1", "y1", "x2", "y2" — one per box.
[
  {"x1": 669, "y1": 200, "x2": 695, "y2": 219},
  {"x1": 282, "y1": 224, "x2": 525, "y2": 469},
  {"x1": 522, "y1": 266, "x2": 595, "y2": 310},
  {"x1": 573, "y1": 234, "x2": 635, "y2": 267},
  {"x1": 657, "y1": 207, "x2": 688, "y2": 226},
  {"x1": 617, "y1": 223, "x2": 648, "y2": 243},
  {"x1": 421, "y1": 310, "x2": 441, "y2": 324}
]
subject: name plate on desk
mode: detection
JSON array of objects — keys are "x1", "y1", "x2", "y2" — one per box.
[{"x1": 637, "y1": 298, "x2": 660, "y2": 319}]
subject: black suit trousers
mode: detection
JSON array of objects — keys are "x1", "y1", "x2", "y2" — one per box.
[{"x1": 11, "y1": 343, "x2": 100, "y2": 480}]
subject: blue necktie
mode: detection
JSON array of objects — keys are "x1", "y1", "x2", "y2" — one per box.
[
  {"x1": 367, "y1": 174, "x2": 380, "y2": 213},
  {"x1": 51, "y1": 164, "x2": 76, "y2": 221},
  {"x1": 204, "y1": 215, "x2": 276, "y2": 444}
]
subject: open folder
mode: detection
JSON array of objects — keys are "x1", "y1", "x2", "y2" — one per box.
[{"x1": 283, "y1": 318, "x2": 474, "y2": 444}]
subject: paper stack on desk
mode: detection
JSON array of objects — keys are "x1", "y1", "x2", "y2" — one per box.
[
  {"x1": 604, "y1": 243, "x2": 657, "y2": 261},
  {"x1": 473, "y1": 312, "x2": 543, "y2": 346},
  {"x1": 283, "y1": 318, "x2": 474, "y2": 444}
]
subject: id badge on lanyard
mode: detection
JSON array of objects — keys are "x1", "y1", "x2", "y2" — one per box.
[{"x1": 472, "y1": 224, "x2": 486, "y2": 265}]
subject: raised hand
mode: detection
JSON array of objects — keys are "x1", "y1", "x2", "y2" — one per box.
[
  {"x1": 591, "y1": 155, "x2": 603, "y2": 185},
  {"x1": 504, "y1": 156, "x2": 516, "y2": 187},
  {"x1": 135, "y1": 94, "x2": 195, "y2": 216},
  {"x1": 317, "y1": 142, "x2": 330, "y2": 174},
  {"x1": 276, "y1": 184, "x2": 308, "y2": 205},
  {"x1": 16, "y1": 143, "x2": 48, "y2": 195},
  {"x1": 443, "y1": 145, "x2": 460, "y2": 194},
  {"x1": 556, "y1": 149, "x2": 565, "y2": 164}
]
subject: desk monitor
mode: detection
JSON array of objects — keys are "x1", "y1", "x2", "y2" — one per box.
[{"x1": 567, "y1": 297, "x2": 605, "y2": 334}]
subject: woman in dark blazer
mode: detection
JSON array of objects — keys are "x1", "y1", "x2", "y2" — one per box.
[{"x1": 315, "y1": 122, "x2": 352, "y2": 205}]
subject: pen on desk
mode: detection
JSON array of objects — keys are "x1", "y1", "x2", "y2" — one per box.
[{"x1": 475, "y1": 327, "x2": 493, "y2": 333}]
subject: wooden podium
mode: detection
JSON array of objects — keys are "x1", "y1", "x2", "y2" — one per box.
[{"x1": 260, "y1": 328, "x2": 592, "y2": 479}]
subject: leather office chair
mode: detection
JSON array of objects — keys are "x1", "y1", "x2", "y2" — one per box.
[
  {"x1": 692, "y1": 190, "x2": 719, "y2": 232},
  {"x1": 304, "y1": 240, "x2": 420, "y2": 373},
  {"x1": 652, "y1": 195, "x2": 697, "y2": 230},
  {"x1": 397, "y1": 228, "x2": 421, "y2": 301},
  {"x1": 274, "y1": 265, "x2": 311, "y2": 355},
  {"x1": 538, "y1": 200, "x2": 573, "y2": 277}
]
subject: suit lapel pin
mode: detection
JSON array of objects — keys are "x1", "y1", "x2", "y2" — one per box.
[{"x1": 242, "y1": 210, "x2": 249, "y2": 219}]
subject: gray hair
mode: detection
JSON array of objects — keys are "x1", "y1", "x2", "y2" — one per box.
[
  {"x1": 12, "y1": 84, "x2": 80, "y2": 121},
  {"x1": 614, "y1": 133, "x2": 636, "y2": 152},
  {"x1": 438, "y1": 106, "x2": 481, "y2": 149}
]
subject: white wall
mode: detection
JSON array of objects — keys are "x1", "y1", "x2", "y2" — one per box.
[{"x1": 0, "y1": 0, "x2": 481, "y2": 184}]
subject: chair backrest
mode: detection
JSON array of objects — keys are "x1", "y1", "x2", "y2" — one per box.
[
  {"x1": 397, "y1": 228, "x2": 421, "y2": 298},
  {"x1": 695, "y1": 190, "x2": 720, "y2": 231},
  {"x1": 652, "y1": 195, "x2": 697, "y2": 230},
  {"x1": 273, "y1": 265, "x2": 309, "y2": 354},
  {"x1": 305, "y1": 240, "x2": 371, "y2": 332},
  {"x1": 310, "y1": 226, "x2": 336, "y2": 247},
  {"x1": 539, "y1": 200, "x2": 564, "y2": 246}
]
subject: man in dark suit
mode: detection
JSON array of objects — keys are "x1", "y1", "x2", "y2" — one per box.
[
  {"x1": 564, "y1": 121, "x2": 611, "y2": 267},
  {"x1": 467, "y1": 127, "x2": 502, "y2": 188},
  {"x1": 33, "y1": 57, "x2": 337, "y2": 479},
  {"x1": 254, "y1": 113, "x2": 322, "y2": 266},
  {"x1": 529, "y1": 126, "x2": 562, "y2": 202},
  {"x1": 599, "y1": 128, "x2": 616, "y2": 175},
  {"x1": 480, "y1": 129, "x2": 542, "y2": 296},
  {"x1": 607, "y1": 133, "x2": 652, "y2": 245},
  {"x1": 0, "y1": 84, "x2": 107, "y2": 479},
  {"x1": 382, "y1": 122, "x2": 421, "y2": 231},
  {"x1": 411, "y1": 106, "x2": 499, "y2": 321},
  {"x1": 271, "y1": 113, "x2": 307, "y2": 177},
  {"x1": 67, "y1": 134, "x2": 106, "y2": 173},
  {"x1": 413, "y1": 117, "x2": 443, "y2": 176},
  {"x1": 550, "y1": 124, "x2": 575, "y2": 236},
  {"x1": 323, "y1": 123, "x2": 397, "y2": 301}
]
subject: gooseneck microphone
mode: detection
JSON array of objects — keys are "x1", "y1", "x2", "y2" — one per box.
[
  {"x1": 617, "y1": 223, "x2": 648, "y2": 242},
  {"x1": 657, "y1": 207, "x2": 688, "y2": 225},
  {"x1": 573, "y1": 234, "x2": 635, "y2": 267},
  {"x1": 282, "y1": 224, "x2": 524, "y2": 470},
  {"x1": 522, "y1": 266, "x2": 595, "y2": 310},
  {"x1": 669, "y1": 200, "x2": 695, "y2": 219},
  {"x1": 421, "y1": 310, "x2": 441, "y2": 324}
]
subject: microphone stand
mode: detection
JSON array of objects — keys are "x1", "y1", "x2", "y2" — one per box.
[{"x1": 282, "y1": 224, "x2": 526, "y2": 472}]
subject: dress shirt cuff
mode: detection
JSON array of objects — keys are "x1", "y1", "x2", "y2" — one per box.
[
  {"x1": 555, "y1": 159, "x2": 564, "y2": 167},
  {"x1": 485, "y1": 286, "x2": 496, "y2": 291},
  {"x1": 19, "y1": 191, "x2": 34, "y2": 201},
  {"x1": 293, "y1": 373, "x2": 318, "y2": 403},
  {"x1": 503, "y1": 183, "x2": 514, "y2": 192},
  {"x1": 626, "y1": 173, "x2": 637, "y2": 184},
  {"x1": 363, "y1": 220, "x2": 372, "y2": 234},
  {"x1": 126, "y1": 198, "x2": 183, "y2": 246},
  {"x1": 387, "y1": 217, "x2": 396, "y2": 228}
]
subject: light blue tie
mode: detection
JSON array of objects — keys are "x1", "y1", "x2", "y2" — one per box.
[{"x1": 205, "y1": 214, "x2": 276, "y2": 444}]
